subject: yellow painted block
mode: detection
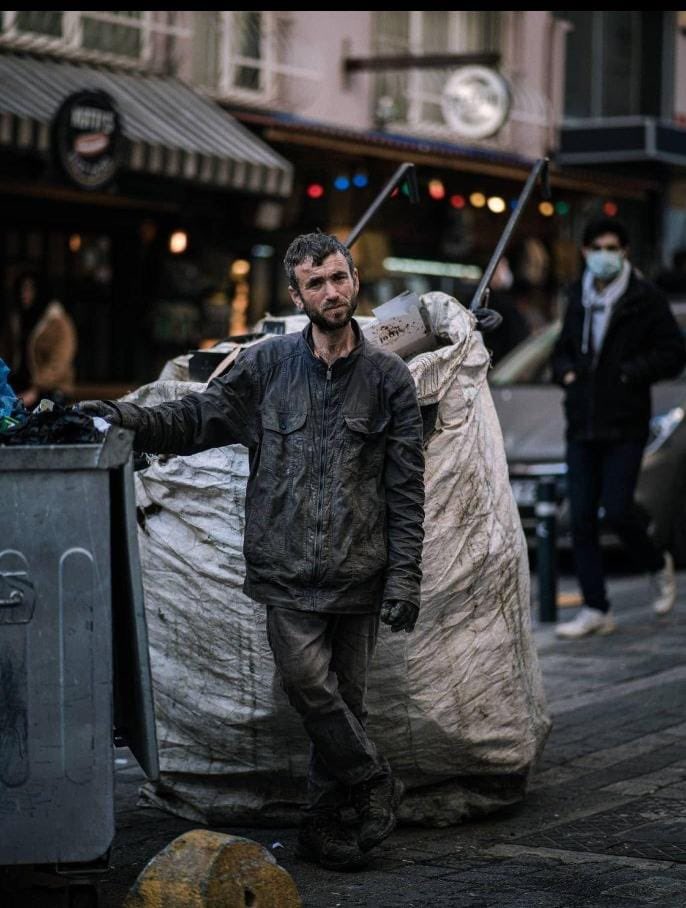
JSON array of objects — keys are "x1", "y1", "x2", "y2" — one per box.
[{"x1": 122, "y1": 829, "x2": 301, "y2": 908}]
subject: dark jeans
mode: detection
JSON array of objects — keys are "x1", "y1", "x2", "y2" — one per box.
[
  {"x1": 566, "y1": 439, "x2": 664, "y2": 613},
  {"x1": 266, "y1": 606, "x2": 388, "y2": 815}
]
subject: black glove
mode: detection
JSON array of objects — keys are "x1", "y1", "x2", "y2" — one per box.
[
  {"x1": 380, "y1": 600, "x2": 419, "y2": 633},
  {"x1": 76, "y1": 400, "x2": 123, "y2": 425},
  {"x1": 473, "y1": 307, "x2": 503, "y2": 334}
]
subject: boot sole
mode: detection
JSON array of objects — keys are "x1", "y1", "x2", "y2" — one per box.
[
  {"x1": 556, "y1": 622, "x2": 615, "y2": 639},
  {"x1": 296, "y1": 843, "x2": 368, "y2": 872},
  {"x1": 596, "y1": 622, "x2": 616, "y2": 635}
]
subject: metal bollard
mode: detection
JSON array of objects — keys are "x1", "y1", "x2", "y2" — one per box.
[{"x1": 536, "y1": 476, "x2": 558, "y2": 623}]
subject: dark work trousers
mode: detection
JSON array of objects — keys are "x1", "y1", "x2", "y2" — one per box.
[
  {"x1": 566, "y1": 439, "x2": 664, "y2": 613},
  {"x1": 266, "y1": 606, "x2": 388, "y2": 816}
]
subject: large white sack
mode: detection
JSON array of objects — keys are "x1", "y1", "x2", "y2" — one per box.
[{"x1": 132, "y1": 293, "x2": 550, "y2": 826}]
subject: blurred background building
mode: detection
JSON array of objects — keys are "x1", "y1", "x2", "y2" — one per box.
[{"x1": 1, "y1": 11, "x2": 685, "y2": 392}]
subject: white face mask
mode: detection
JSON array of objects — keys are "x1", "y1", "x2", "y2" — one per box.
[{"x1": 585, "y1": 249, "x2": 624, "y2": 280}]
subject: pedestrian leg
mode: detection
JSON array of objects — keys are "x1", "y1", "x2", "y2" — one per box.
[
  {"x1": 265, "y1": 607, "x2": 384, "y2": 808},
  {"x1": 600, "y1": 440, "x2": 664, "y2": 572},
  {"x1": 329, "y1": 612, "x2": 403, "y2": 851},
  {"x1": 566, "y1": 440, "x2": 609, "y2": 611},
  {"x1": 266, "y1": 606, "x2": 382, "y2": 869}
]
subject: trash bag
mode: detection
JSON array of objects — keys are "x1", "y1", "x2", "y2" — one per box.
[
  {"x1": 0, "y1": 405, "x2": 103, "y2": 446},
  {"x1": 0, "y1": 358, "x2": 15, "y2": 419},
  {"x1": 0, "y1": 358, "x2": 27, "y2": 431},
  {"x1": 132, "y1": 294, "x2": 550, "y2": 826}
]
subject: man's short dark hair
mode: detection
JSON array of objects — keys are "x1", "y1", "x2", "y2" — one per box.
[
  {"x1": 283, "y1": 232, "x2": 355, "y2": 294},
  {"x1": 582, "y1": 217, "x2": 629, "y2": 249}
]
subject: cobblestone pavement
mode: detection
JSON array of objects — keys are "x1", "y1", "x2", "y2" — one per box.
[{"x1": 7, "y1": 572, "x2": 686, "y2": 907}]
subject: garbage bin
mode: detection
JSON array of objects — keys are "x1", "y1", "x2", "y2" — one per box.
[{"x1": 0, "y1": 427, "x2": 159, "y2": 867}]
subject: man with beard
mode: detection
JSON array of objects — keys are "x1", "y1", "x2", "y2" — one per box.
[{"x1": 80, "y1": 232, "x2": 425, "y2": 871}]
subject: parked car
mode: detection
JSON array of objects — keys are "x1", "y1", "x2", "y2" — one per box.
[{"x1": 489, "y1": 303, "x2": 686, "y2": 565}]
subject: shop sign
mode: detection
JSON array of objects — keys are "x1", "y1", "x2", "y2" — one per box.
[
  {"x1": 53, "y1": 90, "x2": 122, "y2": 190},
  {"x1": 441, "y1": 66, "x2": 510, "y2": 140}
]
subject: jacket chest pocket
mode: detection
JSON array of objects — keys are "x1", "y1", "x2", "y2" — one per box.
[
  {"x1": 343, "y1": 413, "x2": 390, "y2": 479},
  {"x1": 260, "y1": 410, "x2": 306, "y2": 476}
]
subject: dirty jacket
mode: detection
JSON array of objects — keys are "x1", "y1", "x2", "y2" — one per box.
[
  {"x1": 551, "y1": 271, "x2": 686, "y2": 442},
  {"x1": 117, "y1": 322, "x2": 425, "y2": 613}
]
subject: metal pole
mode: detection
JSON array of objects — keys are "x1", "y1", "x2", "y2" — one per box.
[
  {"x1": 344, "y1": 51, "x2": 501, "y2": 74},
  {"x1": 469, "y1": 157, "x2": 551, "y2": 311},
  {"x1": 536, "y1": 476, "x2": 558, "y2": 623},
  {"x1": 344, "y1": 162, "x2": 419, "y2": 249}
]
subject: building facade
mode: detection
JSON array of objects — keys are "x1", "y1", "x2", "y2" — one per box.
[
  {"x1": 0, "y1": 11, "x2": 293, "y2": 392},
  {"x1": 196, "y1": 12, "x2": 685, "y2": 318},
  {"x1": 1, "y1": 11, "x2": 684, "y2": 391}
]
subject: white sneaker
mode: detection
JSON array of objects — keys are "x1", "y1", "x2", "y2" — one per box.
[
  {"x1": 555, "y1": 606, "x2": 616, "y2": 639},
  {"x1": 652, "y1": 552, "x2": 677, "y2": 616}
]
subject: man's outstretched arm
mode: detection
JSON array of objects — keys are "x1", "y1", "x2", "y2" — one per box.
[{"x1": 80, "y1": 354, "x2": 260, "y2": 455}]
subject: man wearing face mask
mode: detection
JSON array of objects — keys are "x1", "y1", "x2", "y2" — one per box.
[{"x1": 552, "y1": 217, "x2": 686, "y2": 638}]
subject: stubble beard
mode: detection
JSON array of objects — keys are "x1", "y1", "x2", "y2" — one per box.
[{"x1": 302, "y1": 296, "x2": 358, "y2": 333}]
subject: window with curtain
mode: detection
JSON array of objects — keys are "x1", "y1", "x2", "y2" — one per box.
[
  {"x1": 191, "y1": 11, "x2": 276, "y2": 101},
  {"x1": 13, "y1": 11, "x2": 63, "y2": 38},
  {"x1": 372, "y1": 11, "x2": 501, "y2": 129},
  {"x1": 1, "y1": 11, "x2": 188, "y2": 70}
]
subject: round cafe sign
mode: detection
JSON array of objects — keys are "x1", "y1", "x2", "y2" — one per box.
[
  {"x1": 53, "y1": 90, "x2": 122, "y2": 190},
  {"x1": 441, "y1": 66, "x2": 510, "y2": 140}
]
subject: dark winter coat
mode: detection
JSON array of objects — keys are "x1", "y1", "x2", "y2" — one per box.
[
  {"x1": 116, "y1": 322, "x2": 425, "y2": 614},
  {"x1": 551, "y1": 272, "x2": 686, "y2": 442}
]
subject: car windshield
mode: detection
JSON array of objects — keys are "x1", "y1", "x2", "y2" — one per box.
[{"x1": 490, "y1": 301, "x2": 686, "y2": 386}]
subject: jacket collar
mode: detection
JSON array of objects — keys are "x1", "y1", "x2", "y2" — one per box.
[
  {"x1": 574, "y1": 270, "x2": 647, "y2": 319},
  {"x1": 300, "y1": 318, "x2": 365, "y2": 373},
  {"x1": 603, "y1": 270, "x2": 649, "y2": 324}
]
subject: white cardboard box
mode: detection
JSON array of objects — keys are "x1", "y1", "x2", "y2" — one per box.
[{"x1": 362, "y1": 291, "x2": 437, "y2": 359}]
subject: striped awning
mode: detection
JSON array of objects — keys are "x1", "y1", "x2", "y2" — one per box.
[{"x1": 0, "y1": 52, "x2": 293, "y2": 196}]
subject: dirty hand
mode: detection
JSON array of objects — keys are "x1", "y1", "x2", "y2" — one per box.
[
  {"x1": 76, "y1": 400, "x2": 123, "y2": 425},
  {"x1": 380, "y1": 600, "x2": 419, "y2": 634}
]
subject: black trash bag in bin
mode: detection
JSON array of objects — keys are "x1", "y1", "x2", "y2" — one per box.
[{"x1": 0, "y1": 406, "x2": 104, "y2": 446}]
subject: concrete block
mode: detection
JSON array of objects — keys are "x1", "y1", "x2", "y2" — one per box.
[{"x1": 122, "y1": 829, "x2": 301, "y2": 908}]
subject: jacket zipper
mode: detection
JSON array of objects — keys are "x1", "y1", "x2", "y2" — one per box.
[
  {"x1": 312, "y1": 367, "x2": 332, "y2": 583},
  {"x1": 587, "y1": 361, "x2": 596, "y2": 437},
  {"x1": 587, "y1": 313, "x2": 598, "y2": 436},
  {"x1": 586, "y1": 300, "x2": 626, "y2": 437},
  {"x1": 573, "y1": 279, "x2": 636, "y2": 439}
]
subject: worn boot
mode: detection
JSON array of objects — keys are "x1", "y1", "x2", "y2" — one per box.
[
  {"x1": 352, "y1": 773, "x2": 405, "y2": 852},
  {"x1": 297, "y1": 812, "x2": 367, "y2": 871}
]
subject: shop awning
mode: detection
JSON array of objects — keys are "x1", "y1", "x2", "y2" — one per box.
[
  {"x1": 251, "y1": 109, "x2": 537, "y2": 182},
  {"x1": 0, "y1": 52, "x2": 293, "y2": 196},
  {"x1": 558, "y1": 117, "x2": 686, "y2": 167},
  {"x1": 233, "y1": 109, "x2": 657, "y2": 200}
]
